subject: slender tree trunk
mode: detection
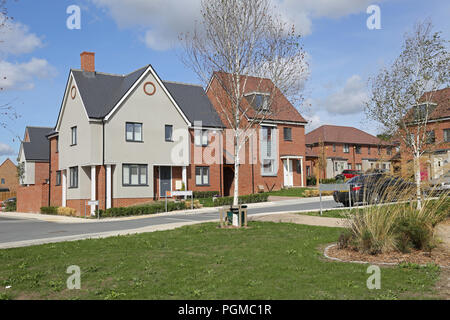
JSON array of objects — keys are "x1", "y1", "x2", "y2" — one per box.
[
  {"x1": 414, "y1": 153, "x2": 422, "y2": 210},
  {"x1": 233, "y1": 142, "x2": 240, "y2": 206}
]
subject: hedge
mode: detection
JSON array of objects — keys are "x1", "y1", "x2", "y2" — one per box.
[
  {"x1": 99, "y1": 201, "x2": 186, "y2": 218},
  {"x1": 40, "y1": 206, "x2": 59, "y2": 215},
  {"x1": 98, "y1": 193, "x2": 269, "y2": 218},
  {"x1": 211, "y1": 193, "x2": 269, "y2": 206},
  {"x1": 193, "y1": 191, "x2": 220, "y2": 198}
]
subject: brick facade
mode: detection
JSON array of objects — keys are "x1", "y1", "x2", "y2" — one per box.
[
  {"x1": 17, "y1": 184, "x2": 49, "y2": 213},
  {"x1": 0, "y1": 159, "x2": 19, "y2": 192}
]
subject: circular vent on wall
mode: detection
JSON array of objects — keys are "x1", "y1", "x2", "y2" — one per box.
[
  {"x1": 71, "y1": 86, "x2": 76, "y2": 99},
  {"x1": 144, "y1": 82, "x2": 156, "y2": 96}
]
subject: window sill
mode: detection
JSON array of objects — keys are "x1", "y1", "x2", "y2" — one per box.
[
  {"x1": 122, "y1": 184, "x2": 149, "y2": 187},
  {"x1": 126, "y1": 140, "x2": 144, "y2": 143},
  {"x1": 261, "y1": 173, "x2": 277, "y2": 177},
  {"x1": 68, "y1": 187, "x2": 78, "y2": 189}
]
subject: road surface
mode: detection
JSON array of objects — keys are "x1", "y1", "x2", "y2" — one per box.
[{"x1": 0, "y1": 198, "x2": 342, "y2": 247}]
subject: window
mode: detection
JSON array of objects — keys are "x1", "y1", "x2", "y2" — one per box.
[
  {"x1": 378, "y1": 146, "x2": 381, "y2": 155},
  {"x1": 1, "y1": 178, "x2": 4, "y2": 184},
  {"x1": 283, "y1": 127, "x2": 292, "y2": 141},
  {"x1": 414, "y1": 104, "x2": 436, "y2": 121},
  {"x1": 368, "y1": 146, "x2": 371, "y2": 155},
  {"x1": 296, "y1": 160, "x2": 302, "y2": 174},
  {"x1": 356, "y1": 164, "x2": 362, "y2": 171},
  {"x1": 262, "y1": 159, "x2": 275, "y2": 175},
  {"x1": 444, "y1": 129, "x2": 450, "y2": 142},
  {"x1": 56, "y1": 171, "x2": 61, "y2": 186},
  {"x1": 355, "y1": 145, "x2": 361, "y2": 154},
  {"x1": 71, "y1": 127, "x2": 77, "y2": 146},
  {"x1": 348, "y1": 163, "x2": 352, "y2": 170},
  {"x1": 333, "y1": 144, "x2": 336, "y2": 152},
  {"x1": 262, "y1": 126, "x2": 273, "y2": 157},
  {"x1": 126, "y1": 122, "x2": 143, "y2": 142},
  {"x1": 165, "y1": 125, "x2": 173, "y2": 142},
  {"x1": 123, "y1": 164, "x2": 148, "y2": 186},
  {"x1": 426, "y1": 130, "x2": 435, "y2": 144},
  {"x1": 387, "y1": 147, "x2": 392, "y2": 155},
  {"x1": 343, "y1": 144, "x2": 349, "y2": 153},
  {"x1": 195, "y1": 129, "x2": 208, "y2": 146},
  {"x1": 69, "y1": 167, "x2": 78, "y2": 188},
  {"x1": 56, "y1": 137, "x2": 59, "y2": 153},
  {"x1": 195, "y1": 167, "x2": 209, "y2": 186},
  {"x1": 246, "y1": 93, "x2": 269, "y2": 111}
]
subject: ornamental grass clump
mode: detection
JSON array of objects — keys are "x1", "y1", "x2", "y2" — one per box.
[{"x1": 342, "y1": 175, "x2": 449, "y2": 255}]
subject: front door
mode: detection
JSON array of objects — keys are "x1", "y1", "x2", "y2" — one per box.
[
  {"x1": 283, "y1": 160, "x2": 293, "y2": 187},
  {"x1": 160, "y1": 166, "x2": 171, "y2": 198}
]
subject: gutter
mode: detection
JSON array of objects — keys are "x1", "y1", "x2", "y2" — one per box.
[{"x1": 102, "y1": 119, "x2": 106, "y2": 210}]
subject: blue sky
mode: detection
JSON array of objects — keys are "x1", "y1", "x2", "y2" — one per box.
[{"x1": 0, "y1": 0, "x2": 449, "y2": 164}]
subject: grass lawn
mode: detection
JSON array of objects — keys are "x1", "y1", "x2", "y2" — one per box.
[
  {"x1": 295, "y1": 209, "x2": 351, "y2": 218},
  {"x1": 267, "y1": 188, "x2": 311, "y2": 197},
  {"x1": 0, "y1": 222, "x2": 442, "y2": 300}
]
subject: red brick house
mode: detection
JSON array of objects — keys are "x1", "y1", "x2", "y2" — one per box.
[
  {"x1": 16, "y1": 126, "x2": 53, "y2": 212},
  {"x1": 398, "y1": 87, "x2": 450, "y2": 181},
  {"x1": 305, "y1": 125, "x2": 395, "y2": 179},
  {"x1": 206, "y1": 72, "x2": 308, "y2": 195},
  {"x1": 0, "y1": 158, "x2": 18, "y2": 193}
]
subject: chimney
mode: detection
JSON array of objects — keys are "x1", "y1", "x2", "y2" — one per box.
[{"x1": 80, "y1": 51, "x2": 95, "y2": 72}]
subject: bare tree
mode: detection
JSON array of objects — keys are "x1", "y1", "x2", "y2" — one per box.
[
  {"x1": 180, "y1": 0, "x2": 308, "y2": 205},
  {"x1": 0, "y1": 0, "x2": 19, "y2": 130},
  {"x1": 365, "y1": 20, "x2": 450, "y2": 209}
]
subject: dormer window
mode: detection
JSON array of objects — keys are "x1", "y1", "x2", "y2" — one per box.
[
  {"x1": 414, "y1": 103, "x2": 436, "y2": 121},
  {"x1": 245, "y1": 93, "x2": 269, "y2": 112}
]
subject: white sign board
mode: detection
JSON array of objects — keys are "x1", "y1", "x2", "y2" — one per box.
[
  {"x1": 88, "y1": 200, "x2": 99, "y2": 206},
  {"x1": 171, "y1": 191, "x2": 193, "y2": 197}
]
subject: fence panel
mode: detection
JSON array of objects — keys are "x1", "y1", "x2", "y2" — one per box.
[{"x1": 0, "y1": 191, "x2": 16, "y2": 202}]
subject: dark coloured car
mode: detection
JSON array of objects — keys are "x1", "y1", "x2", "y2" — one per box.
[
  {"x1": 333, "y1": 174, "x2": 415, "y2": 207},
  {"x1": 335, "y1": 170, "x2": 362, "y2": 181}
]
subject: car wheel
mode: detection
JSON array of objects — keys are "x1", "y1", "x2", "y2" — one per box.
[{"x1": 372, "y1": 192, "x2": 381, "y2": 204}]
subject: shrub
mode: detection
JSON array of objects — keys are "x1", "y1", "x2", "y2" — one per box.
[
  {"x1": 212, "y1": 193, "x2": 269, "y2": 207},
  {"x1": 4, "y1": 200, "x2": 16, "y2": 212},
  {"x1": 184, "y1": 200, "x2": 202, "y2": 209},
  {"x1": 303, "y1": 189, "x2": 333, "y2": 197},
  {"x1": 306, "y1": 176, "x2": 316, "y2": 186},
  {"x1": 57, "y1": 207, "x2": 77, "y2": 217},
  {"x1": 193, "y1": 191, "x2": 219, "y2": 198},
  {"x1": 101, "y1": 201, "x2": 186, "y2": 218},
  {"x1": 320, "y1": 178, "x2": 338, "y2": 184},
  {"x1": 40, "y1": 206, "x2": 59, "y2": 214}
]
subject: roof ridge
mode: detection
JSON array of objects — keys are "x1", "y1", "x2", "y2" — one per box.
[
  {"x1": 26, "y1": 126, "x2": 53, "y2": 129},
  {"x1": 164, "y1": 80, "x2": 203, "y2": 88}
]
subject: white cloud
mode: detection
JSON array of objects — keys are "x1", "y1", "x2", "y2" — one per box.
[
  {"x1": 0, "y1": 58, "x2": 57, "y2": 91},
  {"x1": 320, "y1": 74, "x2": 367, "y2": 115},
  {"x1": 0, "y1": 17, "x2": 43, "y2": 56},
  {"x1": 92, "y1": 0, "x2": 201, "y2": 51},
  {"x1": 0, "y1": 142, "x2": 15, "y2": 156},
  {"x1": 90, "y1": 0, "x2": 383, "y2": 50},
  {"x1": 305, "y1": 114, "x2": 322, "y2": 132}
]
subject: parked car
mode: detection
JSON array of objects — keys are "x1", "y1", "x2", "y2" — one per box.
[
  {"x1": 335, "y1": 170, "x2": 362, "y2": 181},
  {"x1": 4, "y1": 197, "x2": 16, "y2": 204},
  {"x1": 426, "y1": 171, "x2": 450, "y2": 195},
  {"x1": 333, "y1": 173, "x2": 415, "y2": 207}
]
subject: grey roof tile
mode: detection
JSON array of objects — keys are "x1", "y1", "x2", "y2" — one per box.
[
  {"x1": 23, "y1": 127, "x2": 53, "y2": 161},
  {"x1": 163, "y1": 81, "x2": 224, "y2": 128}
]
